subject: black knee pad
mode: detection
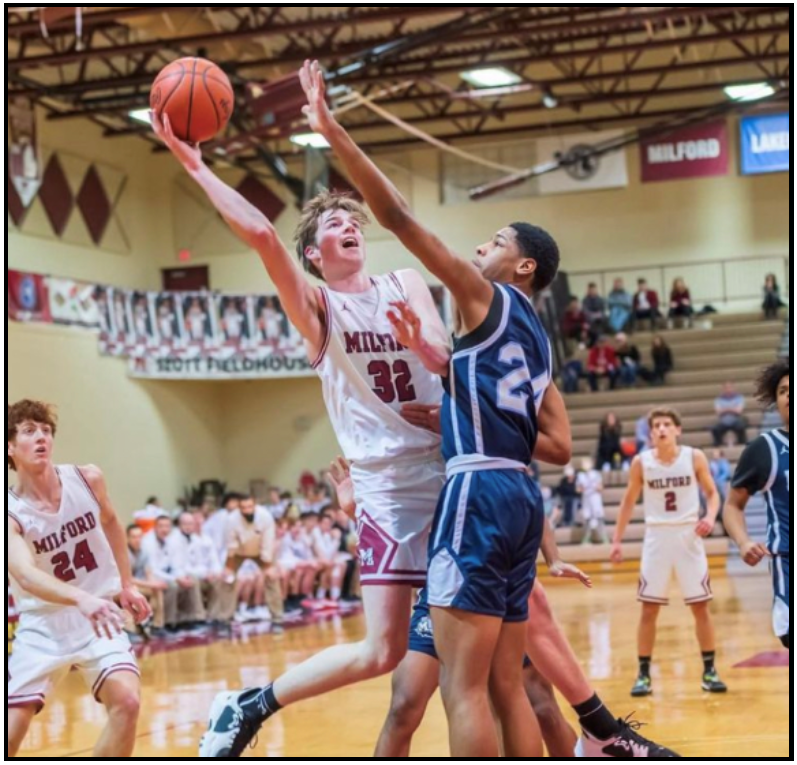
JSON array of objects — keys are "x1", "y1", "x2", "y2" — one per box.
[{"x1": 781, "y1": 633, "x2": 790, "y2": 651}]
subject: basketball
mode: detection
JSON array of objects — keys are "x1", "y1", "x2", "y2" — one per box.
[{"x1": 149, "y1": 57, "x2": 234, "y2": 144}]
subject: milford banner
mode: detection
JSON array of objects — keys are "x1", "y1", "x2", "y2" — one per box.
[{"x1": 641, "y1": 121, "x2": 730, "y2": 183}]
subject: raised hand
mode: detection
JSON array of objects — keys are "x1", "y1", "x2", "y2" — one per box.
[
  {"x1": 299, "y1": 60, "x2": 337, "y2": 137},
  {"x1": 151, "y1": 111, "x2": 203, "y2": 172},
  {"x1": 388, "y1": 301, "x2": 423, "y2": 351}
]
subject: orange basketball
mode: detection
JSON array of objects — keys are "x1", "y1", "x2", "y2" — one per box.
[{"x1": 150, "y1": 57, "x2": 234, "y2": 144}]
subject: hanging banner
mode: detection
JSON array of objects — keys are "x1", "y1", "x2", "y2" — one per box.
[
  {"x1": 8, "y1": 97, "x2": 42, "y2": 208},
  {"x1": 740, "y1": 114, "x2": 790, "y2": 175},
  {"x1": 641, "y1": 121, "x2": 729, "y2": 183},
  {"x1": 9, "y1": 269, "x2": 452, "y2": 381},
  {"x1": 7, "y1": 271, "x2": 51, "y2": 323},
  {"x1": 47, "y1": 277, "x2": 100, "y2": 328}
]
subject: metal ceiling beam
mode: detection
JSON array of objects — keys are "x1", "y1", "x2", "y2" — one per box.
[
  {"x1": 355, "y1": 95, "x2": 790, "y2": 151},
  {"x1": 375, "y1": 53, "x2": 790, "y2": 108},
  {"x1": 232, "y1": 7, "x2": 786, "y2": 73},
  {"x1": 467, "y1": 5, "x2": 785, "y2": 40},
  {"x1": 6, "y1": 7, "x2": 243, "y2": 36},
  {"x1": 7, "y1": 7, "x2": 486, "y2": 71},
  {"x1": 337, "y1": 23, "x2": 792, "y2": 85},
  {"x1": 95, "y1": 78, "x2": 788, "y2": 138},
  {"x1": 339, "y1": 80, "x2": 789, "y2": 134}
]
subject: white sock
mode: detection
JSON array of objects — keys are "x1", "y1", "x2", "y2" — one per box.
[
  {"x1": 317, "y1": 589, "x2": 328, "y2": 599},
  {"x1": 331, "y1": 588, "x2": 341, "y2": 601}
]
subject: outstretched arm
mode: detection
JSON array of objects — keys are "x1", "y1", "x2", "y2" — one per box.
[
  {"x1": 300, "y1": 61, "x2": 494, "y2": 333},
  {"x1": 611, "y1": 457, "x2": 644, "y2": 563},
  {"x1": 152, "y1": 112, "x2": 324, "y2": 353}
]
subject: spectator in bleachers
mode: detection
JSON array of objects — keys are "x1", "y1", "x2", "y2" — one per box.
[
  {"x1": 614, "y1": 333, "x2": 646, "y2": 387},
  {"x1": 312, "y1": 513, "x2": 348, "y2": 606},
  {"x1": 127, "y1": 525, "x2": 167, "y2": 637},
  {"x1": 562, "y1": 296, "x2": 590, "y2": 346},
  {"x1": 583, "y1": 283, "x2": 607, "y2": 335},
  {"x1": 587, "y1": 336, "x2": 620, "y2": 392},
  {"x1": 635, "y1": 414, "x2": 652, "y2": 455},
  {"x1": 555, "y1": 466, "x2": 581, "y2": 528},
  {"x1": 142, "y1": 516, "x2": 206, "y2": 633},
  {"x1": 651, "y1": 335, "x2": 674, "y2": 385},
  {"x1": 226, "y1": 496, "x2": 285, "y2": 631},
  {"x1": 134, "y1": 496, "x2": 168, "y2": 534},
  {"x1": 608, "y1": 278, "x2": 634, "y2": 333},
  {"x1": 577, "y1": 459, "x2": 609, "y2": 545},
  {"x1": 561, "y1": 355, "x2": 584, "y2": 394},
  {"x1": 204, "y1": 493, "x2": 240, "y2": 566},
  {"x1": 596, "y1": 412, "x2": 624, "y2": 471},
  {"x1": 669, "y1": 278, "x2": 694, "y2": 328},
  {"x1": 762, "y1": 274, "x2": 786, "y2": 320},
  {"x1": 712, "y1": 382, "x2": 749, "y2": 447},
  {"x1": 188, "y1": 510, "x2": 236, "y2": 627},
  {"x1": 709, "y1": 449, "x2": 733, "y2": 508},
  {"x1": 281, "y1": 491, "x2": 302, "y2": 522},
  {"x1": 234, "y1": 560, "x2": 267, "y2": 624},
  {"x1": 264, "y1": 486, "x2": 288, "y2": 520},
  {"x1": 633, "y1": 279, "x2": 662, "y2": 330},
  {"x1": 279, "y1": 521, "x2": 320, "y2": 610}
]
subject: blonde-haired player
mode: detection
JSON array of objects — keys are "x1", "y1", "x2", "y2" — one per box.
[{"x1": 612, "y1": 408, "x2": 728, "y2": 698}]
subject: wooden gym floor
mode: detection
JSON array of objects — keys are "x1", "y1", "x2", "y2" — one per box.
[{"x1": 16, "y1": 569, "x2": 790, "y2": 759}]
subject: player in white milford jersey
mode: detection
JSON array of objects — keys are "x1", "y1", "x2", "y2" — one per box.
[
  {"x1": 612, "y1": 409, "x2": 728, "y2": 699},
  {"x1": 153, "y1": 96, "x2": 451, "y2": 758},
  {"x1": 7, "y1": 400, "x2": 151, "y2": 758}
]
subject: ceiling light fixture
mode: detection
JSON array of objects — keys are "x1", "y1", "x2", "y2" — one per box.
[
  {"x1": 724, "y1": 82, "x2": 776, "y2": 102},
  {"x1": 460, "y1": 67, "x2": 523, "y2": 89}
]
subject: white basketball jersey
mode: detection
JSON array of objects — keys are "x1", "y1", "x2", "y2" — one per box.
[
  {"x1": 577, "y1": 470, "x2": 603, "y2": 499},
  {"x1": 7, "y1": 466, "x2": 122, "y2": 615},
  {"x1": 641, "y1": 446, "x2": 701, "y2": 526},
  {"x1": 313, "y1": 273, "x2": 443, "y2": 468}
]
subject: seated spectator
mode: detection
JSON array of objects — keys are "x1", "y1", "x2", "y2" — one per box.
[
  {"x1": 134, "y1": 496, "x2": 168, "y2": 534},
  {"x1": 763, "y1": 274, "x2": 786, "y2": 320},
  {"x1": 596, "y1": 413, "x2": 624, "y2": 471},
  {"x1": 142, "y1": 516, "x2": 206, "y2": 633},
  {"x1": 563, "y1": 296, "x2": 590, "y2": 346},
  {"x1": 713, "y1": 382, "x2": 749, "y2": 446},
  {"x1": 635, "y1": 414, "x2": 652, "y2": 455},
  {"x1": 561, "y1": 357, "x2": 584, "y2": 395},
  {"x1": 633, "y1": 279, "x2": 662, "y2": 330},
  {"x1": 555, "y1": 466, "x2": 581, "y2": 528},
  {"x1": 264, "y1": 486, "x2": 288, "y2": 520},
  {"x1": 234, "y1": 559, "x2": 267, "y2": 624},
  {"x1": 709, "y1": 449, "x2": 733, "y2": 508},
  {"x1": 225, "y1": 496, "x2": 285, "y2": 632},
  {"x1": 583, "y1": 284, "x2": 607, "y2": 335},
  {"x1": 669, "y1": 278, "x2": 694, "y2": 328},
  {"x1": 127, "y1": 525, "x2": 168, "y2": 638},
  {"x1": 312, "y1": 513, "x2": 349, "y2": 606},
  {"x1": 278, "y1": 521, "x2": 320, "y2": 610},
  {"x1": 204, "y1": 493, "x2": 241, "y2": 566},
  {"x1": 281, "y1": 491, "x2": 302, "y2": 522},
  {"x1": 608, "y1": 279, "x2": 633, "y2": 333},
  {"x1": 614, "y1": 333, "x2": 647, "y2": 387},
  {"x1": 587, "y1": 336, "x2": 619, "y2": 392},
  {"x1": 187, "y1": 510, "x2": 236, "y2": 627},
  {"x1": 651, "y1": 335, "x2": 674, "y2": 385}
]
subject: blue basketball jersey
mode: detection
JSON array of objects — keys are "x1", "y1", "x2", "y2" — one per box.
[
  {"x1": 441, "y1": 284, "x2": 552, "y2": 468},
  {"x1": 761, "y1": 429, "x2": 790, "y2": 556}
]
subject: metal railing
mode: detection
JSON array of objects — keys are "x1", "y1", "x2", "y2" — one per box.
[{"x1": 567, "y1": 254, "x2": 790, "y2": 309}]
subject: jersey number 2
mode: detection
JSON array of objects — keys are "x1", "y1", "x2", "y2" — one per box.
[
  {"x1": 497, "y1": 343, "x2": 532, "y2": 415},
  {"x1": 665, "y1": 492, "x2": 678, "y2": 513}
]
